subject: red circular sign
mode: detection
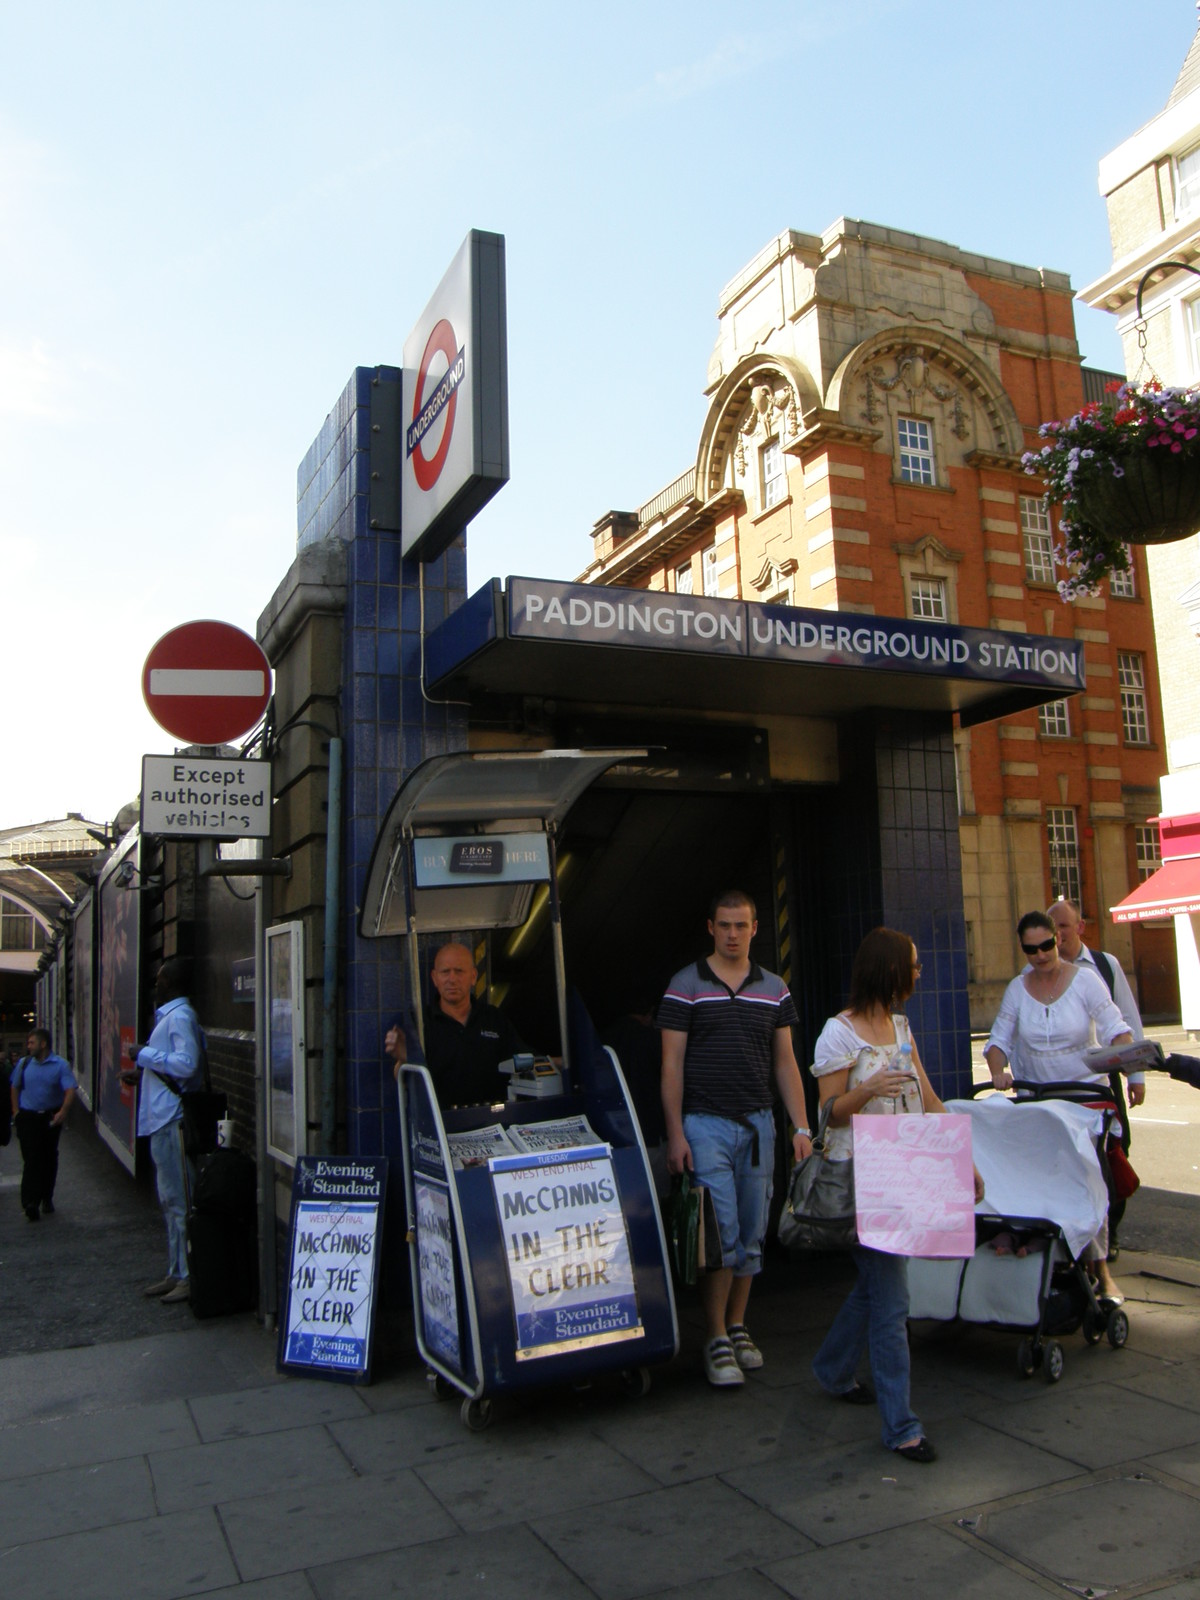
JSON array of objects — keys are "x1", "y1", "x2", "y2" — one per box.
[
  {"x1": 142, "y1": 620, "x2": 272, "y2": 745},
  {"x1": 411, "y1": 317, "x2": 459, "y2": 491}
]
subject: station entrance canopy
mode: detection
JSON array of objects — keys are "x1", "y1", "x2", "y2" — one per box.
[{"x1": 424, "y1": 577, "x2": 1087, "y2": 726}]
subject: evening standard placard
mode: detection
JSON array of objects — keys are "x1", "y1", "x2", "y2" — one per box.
[
  {"x1": 490, "y1": 1144, "x2": 642, "y2": 1360},
  {"x1": 415, "y1": 1179, "x2": 460, "y2": 1367},
  {"x1": 279, "y1": 1158, "x2": 387, "y2": 1382}
]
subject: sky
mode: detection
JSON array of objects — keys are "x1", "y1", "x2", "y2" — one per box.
[{"x1": 2, "y1": 0, "x2": 1197, "y2": 830}]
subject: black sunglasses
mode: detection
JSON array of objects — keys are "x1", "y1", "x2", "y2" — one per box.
[{"x1": 1021, "y1": 937, "x2": 1057, "y2": 955}]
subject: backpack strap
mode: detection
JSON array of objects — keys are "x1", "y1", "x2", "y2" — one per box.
[{"x1": 1089, "y1": 946, "x2": 1117, "y2": 1001}]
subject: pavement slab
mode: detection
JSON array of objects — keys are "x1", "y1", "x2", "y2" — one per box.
[
  {"x1": 762, "y1": 1517, "x2": 1051, "y2": 1597},
  {"x1": 188, "y1": 1380, "x2": 371, "y2": 1443},
  {"x1": 216, "y1": 1466, "x2": 459, "y2": 1581},
  {"x1": 327, "y1": 1398, "x2": 484, "y2": 1473},
  {"x1": 195, "y1": 1579, "x2": 318, "y2": 1600},
  {"x1": 149, "y1": 1423, "x2": 358, "y2": 1513},
  {"x1": 2, "y1": 1452, "x2": 157, "y2": 1546},
  {"x1": 973, "y1": 1378, "x2": 1200, "y2": 1470},
  {"x1": 307, "y1": 1522, "x2": 595, "y2": 1599},
  {"x1": 0, "y1": 1397, "x2": 198, "y2": 1478},
  {"x1": 0, "y1": 1506, "x2": 239, "y2": 1600},
  {"x1": 588, "y1": 1378, "x2": 804, "y2": 1485},
  {"x1": 529, "y1": 1476, "x2": 814, "y2": 1600}
]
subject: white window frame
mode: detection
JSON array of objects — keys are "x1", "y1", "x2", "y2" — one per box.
[
  {"x1": 1135, "y1": 823, "x2": 1162, "y2": 882},
  {"x1": 266, "y1": 920, "x2": 308, "y2": 1166},
  {"x1": 675, "y1": 560, "x2": 694, "y2": 595},
  {"x1": 908, "y1": 575, "x2": 947, "y2": 621},
  {"x1": 1020, "y1": 495, "x2": 1056, "y2": 585},
  {"x1": 1038, "y1": 699, "x2": 1071, "y2": 738},
  {"x1": 1177, "y1": 140, "x2": 1200, "y2": 219},
  {"x1": 761, "y1": 437, "x2": 786, "y2": 509},
  {"x1": 1046, "y1": 807, "x2": 1082, "y2": 905},
  {"x1": 897, "y1": 416, "x2": 935, "y2": 485},
  {"x1": 702, "y1": 544, "x2": 719, "y2": 597},
  {"x1": 1118, "y1": 652, "x2": 1150, "y2": 745},
  {"x1": 1109, "y1": 548, "x2": 1135, "y2": 599}
]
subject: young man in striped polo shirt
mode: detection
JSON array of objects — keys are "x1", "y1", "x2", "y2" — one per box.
[{"x1": 658, "y1": 890, "x2": 812, "y2": 1387}]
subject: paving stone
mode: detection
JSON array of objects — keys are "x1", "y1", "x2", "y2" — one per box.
[
  {"x1": 0, "y1": 1507, "x2": 237, "y2": 1600},
  {"x1": 530, "y1": 1476, "x2": 813, "y2": 1600},
  {"x1": 628, "y1": 1573, "x2": 795, "y2": 1600},
  {"x1": 589, "y1": 1380, "x2": 804, "y2": 1484},
  {"x1": 328, "y1": 1397, "x2": 485, "y2": 1472},
  {"x1": 2, "y1": 1453, "x2": 156, "y2": 1545},
  {"x1": 217, "y1": 1466, "x2": 458, "y2": 1580},
  {"x1": 0, "y1": 1398, "x2": 197, "y2": 1478},
  {"x1": 189, "y1": 1380, "x2": 370, "y2": 1442},
  {"x1": 192, "y1": 1578, "x2": 318, "y2": 1600},
  {"x1": 149, "y1": 1423, "x2": 356, "y2": 1512},
  {"x1": 1142, "y1": 1438, "x2": 1200, "y2": 1489},
  {"x1": 723, "y1": 1416, "x2": 1082, "y2": 1543},
  {"x1": 307, "y1": 1521, "x2": 595, "y2": 1599},
  {"x1": 977, "y1": 1472, "x2": 1200, "y2": 1590},
  {"x1": 763, "y1": 1518, "x2": 1050, "y2": 1597},
  {"x1": 353, "y1": 1364, "x2": 441, "y2": 1413},
  {"x1": 973, "y1": 1379, "x2": 1200, "y2": 1470},
  {"x1": 415, "y1": 1428, "x2": 657, "y2": 1530}
]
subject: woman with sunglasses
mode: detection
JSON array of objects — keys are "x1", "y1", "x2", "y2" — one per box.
[
  {"x1": 811, "y1": 926, "x2": 984, "y2": 1466},
  {"x1": 984, "y1": 909, "x2": 1132, "y2": 1299}
]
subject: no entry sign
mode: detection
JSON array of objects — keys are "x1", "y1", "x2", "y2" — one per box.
[{"x1": 142, "y1": 620, "x2": 272, "y2": 744}]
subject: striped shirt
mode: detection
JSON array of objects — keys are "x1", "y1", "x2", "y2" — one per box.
[{"x1": 656, "y1": 958, "x2": 798, "y2": 1118}]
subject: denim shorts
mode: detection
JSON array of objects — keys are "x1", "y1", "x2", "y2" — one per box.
[{"x1": 683, "y1": 1108, "x2": 776, "y2": 1277}]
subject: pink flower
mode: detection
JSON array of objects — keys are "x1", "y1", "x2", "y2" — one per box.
[{"x1": 1173, "y1": 442, "x2": 1183, "y2": 453}]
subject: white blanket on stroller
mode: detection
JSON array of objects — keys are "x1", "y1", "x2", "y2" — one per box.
[{"x1": 945, "y1": 1095, "x2": 1108, "y2": 1260}]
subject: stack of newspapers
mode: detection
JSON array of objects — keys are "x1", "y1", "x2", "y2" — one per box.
[{"x1": 446, "y1": 1114, "x2": 601, "y2": 1170}]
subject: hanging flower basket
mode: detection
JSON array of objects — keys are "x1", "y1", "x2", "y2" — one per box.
[{"x1": 1023, "y1": 380, "x2": 1200, "y2": 600}]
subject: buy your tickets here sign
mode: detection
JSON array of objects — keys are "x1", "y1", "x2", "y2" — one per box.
[{"x1": 490, "y1": 1146, "x2": 642, "y2": 1359}]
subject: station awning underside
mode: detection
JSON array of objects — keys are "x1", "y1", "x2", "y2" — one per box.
[{"x1": 424, "y1": 578, "x2": 1087, "y2": 730}]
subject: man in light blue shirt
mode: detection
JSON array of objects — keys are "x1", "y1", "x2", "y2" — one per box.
[
  {"x1": 10, "y1": 1028, "x2": 76, "y2": 1220},
  {"x1": 122, "y1": 959, "x2": 205, "y2": 1303}
]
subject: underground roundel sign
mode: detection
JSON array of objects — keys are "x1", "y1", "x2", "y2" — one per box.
[
  {"x1": 142, "y1": 620, "x2": 272, "y2": 745},
  {"x1": 407, "y1": 317, "x2": 464, "y2": 492}
]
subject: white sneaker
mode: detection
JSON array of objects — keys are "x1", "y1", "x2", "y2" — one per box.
[
  {"x1": 161, "y1": 1280, "x2": 191, "y2": 1304},
  {"x1": 727, "y1": 1324, "x2": 764, "y2": 1370},
  {"x1": 703, "y1": 1336, "x2": 744, "y2": 1387}
]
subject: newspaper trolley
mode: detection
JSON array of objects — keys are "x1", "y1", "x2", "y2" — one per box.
[{"x1": 362, "y1": 749, "x2": 678, "y2": 1429}]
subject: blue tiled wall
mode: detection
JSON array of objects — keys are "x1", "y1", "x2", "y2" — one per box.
[{"x1": 297, "y1": 368, "x2": 467, "y2": 1162}]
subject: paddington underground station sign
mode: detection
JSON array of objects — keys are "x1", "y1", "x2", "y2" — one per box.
[{"x1": 506, "y1": 577, "x2": 1086, "y2": 694}]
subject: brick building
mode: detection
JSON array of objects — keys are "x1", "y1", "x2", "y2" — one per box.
[{"x1": 580, "y1": 219, "x2": 1173, "y2": 1025}]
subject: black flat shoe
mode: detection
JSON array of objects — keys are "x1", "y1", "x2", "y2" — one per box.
[
  {"x1": 893, "y1": 1438, "x2": 937, "y2": 1464},
  {"x1": 838, "y1": 1383, "x2": 876, "y2": 1405}
]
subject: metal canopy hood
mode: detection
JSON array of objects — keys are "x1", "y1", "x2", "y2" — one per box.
[{"x1": 359, "y1": 747, "x2": 645, "y2": 938}]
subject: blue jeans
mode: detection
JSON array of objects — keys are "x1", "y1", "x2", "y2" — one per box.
[
  {"x1": 683, "y1": 1109, "x2": 775, "y2": 1277},
  {"x1": 812, "y1": 1246, "x2": 922, "y2": 1450},
  {"x1": 150, "y1": 1121, "x2": 193, "y2": 1281}
]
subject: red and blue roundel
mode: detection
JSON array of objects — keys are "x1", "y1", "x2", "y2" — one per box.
[{"x1": 406, "y1": 318, "x2": 466, "y2": 492}]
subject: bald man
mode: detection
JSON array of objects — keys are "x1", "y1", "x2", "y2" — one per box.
[{"x1": 386, "y1": 942, "x2": 525, "y2": 1106}]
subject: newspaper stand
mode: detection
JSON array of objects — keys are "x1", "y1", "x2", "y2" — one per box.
[{"x1": 361, "y1": 749, "x2": 678, "y2": 1429}]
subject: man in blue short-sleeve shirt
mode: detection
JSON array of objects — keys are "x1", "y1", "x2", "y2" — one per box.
[
  {"x1": 10, "y1": 1028, "x2": 76, "y2": 1220},
  {"x1": 657, "y1": 890, "x2": 812, "y2": 1388}
]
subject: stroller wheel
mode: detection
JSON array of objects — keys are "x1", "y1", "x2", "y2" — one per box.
[
  {"x1": 1107, "y1": 1309, "x2": 1130, "y2": 1349},
  {"x1": 1016, "y1": 1337, "x2": 1037, "y2": 1378},
  {"x1": 1083, "y1": 1307, "x2": 1105, "y2": 1345},
  {"x1": 1043, "y1": 1340, "x2": 1065, "y2": 1383}
]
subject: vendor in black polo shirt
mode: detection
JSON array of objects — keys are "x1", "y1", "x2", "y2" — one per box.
[{"x1": 386, "y1": 941, "x2": 525, "y2": 1107}]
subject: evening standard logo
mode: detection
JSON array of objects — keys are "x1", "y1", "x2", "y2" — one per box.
[{"x1": 407, "y1": 317, "x2": 466, "y2": 491}]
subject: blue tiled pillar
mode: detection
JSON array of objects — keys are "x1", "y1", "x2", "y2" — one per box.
[{"x1": 296, "y1": 368, "x2": 467, "y2": 1161}]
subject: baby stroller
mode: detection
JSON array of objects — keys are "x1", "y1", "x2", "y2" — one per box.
[{"x1": 907, "y1": 1082, "x2": 1129, "y2": 1382}]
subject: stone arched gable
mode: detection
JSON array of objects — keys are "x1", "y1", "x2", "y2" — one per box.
[
  {"x1": 696, "y1": 354, "x2": 820, "y2": 501},
  {"x1": 825, "y1": 330, "x2": 1024, "y2": 458}
]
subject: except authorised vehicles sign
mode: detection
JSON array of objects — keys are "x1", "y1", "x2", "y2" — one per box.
[
  {"x1": 142, "y1": 620, "x2": 272, "y2": 744},
  {"x1": 140, "y1": 755, "x2": 272, "y2": 838}
]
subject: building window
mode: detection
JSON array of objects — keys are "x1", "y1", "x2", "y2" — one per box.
[
  {"x1": 1118, "y1": 652, "x2": 1150, "y2": 745},
  {"x1": 1021, "y1": 495, "x2": 1056, "y2": 584},
  {"x1": 675, "y1": 560, "x2": 693, "y2": 595},
  {"x1": 702, "y1": 545, "x2": 719, "y2": 597},
  {"x1": 1047, "y1": 807, "x2": 1082, "y2": 905},
  {"x1": 897, "y1": 417, "x2": 935, "y2": 485},
  {"x1": 1178, "y1": 141, "x2": 1200, "y2": 217},
  {"x1": 1188, "y1": 299, "x2": 1200, "y2": 381},
  {"x1": 0, "y1": 896, "x2": 44, "y2": 952},
  {"x1": 1135, "y1": 823, "x2": 1162, "y2": 882},
  {"x1": 908, "y1": 575, "x2": 947, "y2": 621},
  {"x1": 1109, "y1": 548, "x2": 1135, "y2": 599},
  {"x1": 761, "y1": 438, "x2": 786, "y2": 508},
  {"x1": 1038, "y1": 699, "x2": 1071, "y2": 738}
]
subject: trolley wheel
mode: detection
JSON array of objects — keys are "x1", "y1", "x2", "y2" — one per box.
[
  {"x1": 1043, "y1": 1340, "x2": 1065, "y2": 1383},
  {"x1": 461, "y1": 1397, "x2": 493, "y2": 1432},
  {"x1": 1107, "y1": 1309, "x2": 1130, "y2": 1349},
  {"x1": 1082, "y1": 1307, "x2": 1105, "y2": 1346},
  {"x1": 621, "y1": 1366, "x2": 652, "y2": 1399},
  {"x1": 426, "y1": 1371, "x2": 456, "y2": 1401},
  {"x1": 1016, "y1": 1337, "x2": 1037, "y2": 1378}
]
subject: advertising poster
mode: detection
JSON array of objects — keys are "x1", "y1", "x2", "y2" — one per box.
[
  {"x1": 852, "y1": 1113, "x2": 976, "y2": 1258},
  {"x1": 415, "y1": 1179, "x2": 460, "y2": 1367},
  {"x1": 279, "y1": 1157, "x2": 387, "y2": 1382},
  {"x1": 95, "y1": 833, "x2": 141, "y2": 1173},
  {"x1": 490, "y1": 1145, "x2": 642, "y2": 1360},
  {"x1": 70, "y1": 895, "x2": 95, "y2": 1109},
  {"x1": 266, "y1": 922, "x2": 305, "y2": 1164}
]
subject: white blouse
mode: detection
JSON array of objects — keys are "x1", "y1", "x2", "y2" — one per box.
[
  {"x1": 986, "y1": 964, "x2": 1128, "y2": 1089},
  {"x1": 811, "y1": 1011, "x2": 922, "y2": 1162}
]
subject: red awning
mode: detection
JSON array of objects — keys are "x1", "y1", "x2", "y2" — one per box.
[{"x1": 1111, "y1": 857, "x2": 1200, "y2": 923}]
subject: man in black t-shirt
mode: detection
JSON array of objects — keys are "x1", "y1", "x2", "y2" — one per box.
[{"x1": 386, "y1": 942, "x2": 525, "y2": 1106}]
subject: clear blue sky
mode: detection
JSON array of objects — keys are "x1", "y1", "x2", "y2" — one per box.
[{"x1": 3, "y1": 1, "x2": 1196, "y2": 827}]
